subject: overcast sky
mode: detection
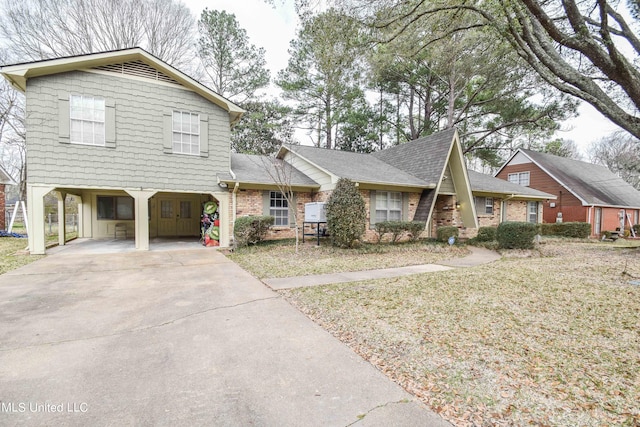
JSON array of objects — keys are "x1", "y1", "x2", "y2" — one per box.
[{"x1": 182, "y1": 0, "x2": 623, "y2": 155}]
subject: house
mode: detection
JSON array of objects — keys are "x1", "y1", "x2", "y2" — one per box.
[
  {"x1": 496, "y1": 148, "x2": 640, "y2": 236},
  {"x1": 222, "y1": 130, "x2": 554, "y2": 241},
  {"x1": 0, "y1": 163, "x2": 16, "y2": 231},
  {"x1": 1, "y1": 48, "x2": 244, "y2": 254},
  {"x1": 1, "y1": 48, "x2": 552, "y2": 253}
]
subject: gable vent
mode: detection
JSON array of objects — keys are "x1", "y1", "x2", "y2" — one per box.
[{"x1": 92, "y1": 60, "x2": 180, "y2": 85}]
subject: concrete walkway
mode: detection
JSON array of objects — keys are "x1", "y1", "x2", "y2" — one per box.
[
  {"x1": 0, "y1": 246, "x2": 450, "y2": 426},
  {"x1": 264, "y1": 247, "x2": 501, "y2": 290}
]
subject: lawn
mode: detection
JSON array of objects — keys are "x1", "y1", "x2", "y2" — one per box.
[
  {"x1": 0, "y1": 237, "x2": 43, "y2": 275},
  {"x1": 233, "y1": 239, "x2": 640, "y2": 426},
  {"x1": 227, "y1": 239, "x2": 468, "y2": 278}
]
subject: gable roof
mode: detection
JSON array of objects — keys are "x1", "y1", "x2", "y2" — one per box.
[
  {"x1": 229, "y1": 153, "x2": 319, "y2": 189},
  {"x1": 371, "y1": 128, "x2": 457, "y2": 186},
  {"x1": 0, "y1": 47, "x2": 244, "y2": 124},
  {"x1": 280, "y1": 144, "x2": 430, "y2": 188},
  {"x1": 0, "y1": 163, "x2": 16, "y2": 185},
  {"x1": 468, "y1": 170, "x2": 555, "y2": 200},
  {"x1": 499, "y1": 148, "x2": 640, "y2": 208}
]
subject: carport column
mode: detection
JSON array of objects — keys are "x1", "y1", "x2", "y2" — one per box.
[
  {"x1": 76, "y1": 195, "x2": 85, "y2": 238},
  {"x1": 209, "y1": 192, "x2": 230, "y2": 247},
  {"x1": 27, "y1": 184, "x2": 55, "y2": 255},
  {"x1": 56, "y1": 191, "x2": 67, "y2": 246},
  {"x1": 125, "y1": 190, "x2": 156, "y2": 250}
]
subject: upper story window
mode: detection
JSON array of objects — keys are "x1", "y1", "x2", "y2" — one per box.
[
  {"x1": 172, "y1": 111, "x2": 200, "y2": 155},
  {"x1": 375, "y1": 191, "x2": 402, "y2": 222},
  {"x1": 70, "y1": 95, "x2": 105, "y2": 146},
  {"x1": 508, "y1": 171, "x2": 530, "y2": 186}
]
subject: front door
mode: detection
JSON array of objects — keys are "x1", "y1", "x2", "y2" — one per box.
[{"x1": 157, "y1": 197, "x2": 200, "y2": 237}]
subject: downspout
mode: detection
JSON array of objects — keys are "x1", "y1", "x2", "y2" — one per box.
[{"x1": 231, "y1": 182, "x2": 240, "y2": 246}]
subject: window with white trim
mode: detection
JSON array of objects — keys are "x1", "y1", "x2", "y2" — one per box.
[
  {"x1": 474, "y1": 197, "x2": 494, "y2": 215},
  {"x1": 70, "y1": 95, "x2": 105, "y2": 146},
  {"x1": 172, "y1": 111, "x2": 200, "y2": 155},
  {"x1": 375, "y1": 191, "x2": 402, "y2": 222},
  {"x1": 270, "y1": 191, "x2": 289, "y2": 226},
  {"x1": 508, "y1": 171, "x2": 530, "y2": 186},
  {"x1": 528, "y1": 201, "x2": 538, "y2": 223}
]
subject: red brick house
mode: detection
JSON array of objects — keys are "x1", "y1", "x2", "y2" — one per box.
[
  {"x1": 1, "y1": 163, "x2": 16, "y2": 231},
  {"x1": 496, "y1": 149, "x2": 640, "y2": 237}
]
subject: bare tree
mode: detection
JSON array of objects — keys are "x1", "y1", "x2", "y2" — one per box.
[
  {"x1": 589, "y1": 131, "x2": 640, "y2": 189},
  {"x1": 0, "y1": 51, "x2": 25, "y2": 201},
  {"x1": 0, "y1": 0, "x2": 196, "y2": 70}
]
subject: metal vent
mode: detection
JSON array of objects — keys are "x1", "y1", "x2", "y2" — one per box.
[{"x1": 93, "y1": 60, "x2": 179, "y2": 85}]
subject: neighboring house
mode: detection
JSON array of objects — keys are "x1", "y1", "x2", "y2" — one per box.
[
  {"x1": 1, "y1": 48, "x2": 244, "y2": 254},
  {"x1": 0, "y1": 48, "x2": 553, "y2": 253},
  {"x1": 496, "y1": 148, "x2": 640, "y2": 236},
  {"x1": 0, "y1": 163, "x2": 16, "y2": 231},
  {"x1": 467, "y1": 170, "x2": 555, "y2": 227}
]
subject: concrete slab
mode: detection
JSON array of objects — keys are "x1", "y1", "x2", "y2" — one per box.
[{"x1": 0, "y1": 248, "x2": 450, "y2": 426}]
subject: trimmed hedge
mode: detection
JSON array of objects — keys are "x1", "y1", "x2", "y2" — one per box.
[
  {"x1": 436, "y1": 226, "x2": 459, "y2": 243},
  {"x1": 326, "y1": 178, "x2": 366, "y2": 248},
  {"x1": 375, "y1": 221, "x2": 425, "y2": 243},
  {"x1": 234, "y1": 215, "x2": 274, "y2": 247},
  {"x1": 476, "y1": 226, "x2": 497, "y2": 242},
  {"x1": 539, "y1": 222, "x2": 590, "y2": 238},
  {"x1": 497, "y1": 221, "x2": 538, "y2": 249},
  {"x1": 633, "y1": 224, "x2": 640, "y2": 235}
]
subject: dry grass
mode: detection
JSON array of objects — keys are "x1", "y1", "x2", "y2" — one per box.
[
  {"x1": 281, "y1": 241, "x2": 640, "y2": 426},
  {"x1": 0, "y1": 237, "x2": 43, "y2": 275},
  {"x1": 227, "y1": 239, "x2": 468, "y2": 278}
]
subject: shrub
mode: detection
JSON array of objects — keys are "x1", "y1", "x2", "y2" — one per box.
[
  {"x1": 234, "y1": 216, "x2": 274, "y2": 247},
  {"x1": 633, "y1": 224, "x2": 640, "y2": 236},
  {"x1": 476, "y1": 226, "x2": 497, "y2": 242},
  {"x1": 497, "y1": 221, "x2": 538, "y2": 249},
  {"x1": 375, "y1": 221, "x2": 425, "y2": 243},
  {"x1": 326, "y1": 178, "x2": 366, "y2": 248},
  {"x1": 539, "y1": 222, "x2": 590, "y2": 238},
  {"x1": 436, "y1": 226, "x2": 459, "y2": 243}
]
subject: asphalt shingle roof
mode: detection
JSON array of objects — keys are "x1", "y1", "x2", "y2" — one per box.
[
  {"x1": 520, "y1": 149, "x2": 640, "y2": 207},
  {"x1": 371, "y1": 128, "x2": 457, "y2": 185},
  {"x1": 230, "y1": 153, "x2": 319, "y2": 187},
  {"x1": 468, "y1": 170, "x2": 555, "y2": 199},
  {"x1": 284, "y1": 144, "x2": 429, "y2": 187}
]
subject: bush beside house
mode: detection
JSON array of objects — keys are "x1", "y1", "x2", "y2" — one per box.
[
  {"x1": 234, "y1": 216, "x2": 274, "y2": 247},
  {"x1": 539, "y1": 222, "x2": 590, "y2": 238},
  {"x1": 374, "y1": 221, "x2": 425, "y2": 243},
  {"x1": 497, "y1": 222, "x2": 537, "y2": 249},
  {"x1": 326, "y1": 179, "x2": 366, "y2": 248},
  {"x1": 436, "y1": 226, "x2": 459, "y2": 243}
]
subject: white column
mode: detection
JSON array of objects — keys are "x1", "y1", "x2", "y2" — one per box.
[
  {"x1": 125, "y1": 190, "x2": 156, "y2": 250},
  {"x1": 27, "y1": 184, "x2": 55, "y2": 255},
  {"x1": 56, "y1": 191, "x2": 67, "y2": 246},
  {"x1": 209, "y1": 192, "x2": 230, "y2": 247}
]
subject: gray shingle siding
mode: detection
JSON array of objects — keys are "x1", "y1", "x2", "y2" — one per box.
[{"x1": 26, "y1": 70, "x2": 231, "y2": 192}]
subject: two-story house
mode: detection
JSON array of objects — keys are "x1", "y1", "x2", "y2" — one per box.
[
  {"x1": 1, "y1": 48, "x2": 243, "y2": 254},
  {"x1": 2, "y1": 48, "x2": 555, "y2": 253},
  {"x1": 496, "y1": 148, "x2": 640, "y2": 236}
]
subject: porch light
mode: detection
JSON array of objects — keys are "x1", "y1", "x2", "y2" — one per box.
[{"x1": 455, "y1": 202, "x2": 461, "y2": 210}]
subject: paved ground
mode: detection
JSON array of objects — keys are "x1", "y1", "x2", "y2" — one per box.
[
  {"x1": 0, "y1": 243, "x2": 450, "y2": 426},
  {"x1": 264, "y1": 247, "x2": 501, "y2": 290}
]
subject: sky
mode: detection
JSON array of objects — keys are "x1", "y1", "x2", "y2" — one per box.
[{"x1": 182, "y1": 0, "x2": 623, "y2": 156}]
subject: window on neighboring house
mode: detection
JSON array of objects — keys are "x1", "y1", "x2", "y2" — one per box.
[
  {"x1": 508, "y1": 171, "x2": 530, "y2": 186},
  {"x1": 172, "y1": 111, "x2": 200, "y2": 155},
  {"x1": 528, "y1": 201, "x2": 538, "y2": 223},
  {"x1": 270, "y1": 191, "x2": 289, "y2": 226},
  {"x1": 97, "y1": 196, "x2": 135, "y2": 220},
  {"x1": 474, "y1": 196, "x2": 494, "y2": 215},
  {"x1": 70, "y1": 95, "x2": 105, "y2": 146},
  {"x1": 375, "y1": 191, "x2": 402, "y2": 222}
]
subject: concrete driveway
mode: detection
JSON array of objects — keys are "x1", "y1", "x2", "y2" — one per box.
[{"x1": 0, "y1": 243, "x2": 449, "y2": 426}]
